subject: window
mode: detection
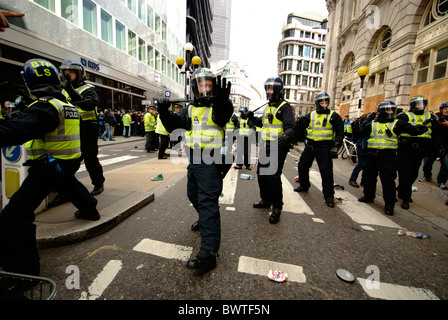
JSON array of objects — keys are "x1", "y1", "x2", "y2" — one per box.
[
  {"x1": 155, "y1": 50, "x2": 160, "y2": 71},
  {"x1": 303, "y1": 61, "x2": 310, "y2": 72},
  {"x1": 128, "y1": 0, "x2": 137, "y2": 15},
  {"x1": 155, "y1": 13, "x2": 161, "y2": 37},
  {"x1": 284, "y1": 29, "x2": 295, "y2": 38},
  {"x1": 162, "y1": 21, "x2": 167, "y2": 42},
  {"x1": 83, "y1": 0, "x2": 97, "y2": 36},
  {"x1": 417, "y1": 53, "x2": 430, "y2": 84},
  {"x1": 138, "y1": 0, "x2": 146, "y2": 22},
  {"x1": 35, "y1": 0, "x2": 55, "y2": 12},
  {"x1": 304, "y1": 46, "x2": 311, "y2": 57},
  {"x1": 116, "y1": 21, "x2": 126, "y2": 52},
  {"x1": 128, "y1": 30, "x2": 137, "y2": 58},
  {"x1": 162, "y1": 55, "x2": 167, "y2": 75},
  {"x1": 298, "y1": 45, "x2": 303, "y2": 56},
  {"x1": 434, "y1": 45, "x2": 448, "y2": 80},
  {"x1": 297, "y1": 60, "x2": 302, "y2": 71},
  {"x1": 101, "y1": 9, "x2": 113, "y2": 45},
  {"x1": 138, "y1": 38, "x2": 146, "y2": 63},
  {"x1": 423, "y1": 0, "x2": 448, "y2": 27},
  {"x1": 147, "y1": 45, "x2": 154, "y2": 67},
  {"x1": 373, "y1": 28, "x2": 392, "y2": 56},
  {"x1": 147, "y1": 6, "x2": 154, "y2": 29},
  {"x1": 61, "y1": 0, "x2": 78, "y2": 24}
]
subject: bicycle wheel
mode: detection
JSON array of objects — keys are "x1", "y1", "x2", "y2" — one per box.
[
  {"x1": 348, "y1": 145, "x2": 357, "y2": 165},
  {"x1": 341, "y1": 145, "x2": 348, "y2": 159}
]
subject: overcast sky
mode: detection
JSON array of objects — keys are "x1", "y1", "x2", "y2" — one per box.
[{"x1": 229, "y1": 0, "x2": 328, "y2": 97}]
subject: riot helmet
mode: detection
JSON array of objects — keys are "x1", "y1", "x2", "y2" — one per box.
[
  {"x1": 315, "y1": 92, "x2": 331, "y2": 114},
  {"x1": 439, "y1": 102, "x2": 448, "y2": 112},
  {"x1": 60, "y1": 60, "x2": 86, "y2": 87},
  {"x1": 191, "y1": 68, "x2": 215, "y2": 106},
  {"x1": 264, "y1": 77, "x2": 283, "y2": 102},
  {"x1": 22, "y1": 59, "x2": 61, "y2": 95},
  {"x1": 410, "y1": 96, "x2": 428, "y2": 115},
  {"x1": 377, "y1": 100, "x2": 397, "y2": 122}
]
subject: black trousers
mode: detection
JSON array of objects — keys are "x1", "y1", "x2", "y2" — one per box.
[
  {"x1": 362, "y1": 150, "x2": 397, "y2": 206},
  {"x1": 397, "y1": 142, "x2": 428, "y2": 202},
  {"x1": 81, "y1": 121, "x2": 105, "y2": 187},
  {"x1": 236, "y1": 135, "x2": 251, "y2": 168},
  {"x1": 158, "y1": 134, "x2": 170, "y2": 159},
  {"x1": 257, "y1": 141, "x2": 289, "y2": 209},
  {"x1": 298, "y1": 144, "x2": 334, "y2": 199},
  {"x1": 186, "y1": 149, "x2": 223, "y2": 252},
  {"x1": 0, "y1": 159, "x2": 98, "y2": 275},
  {"x1": 145, "y1": 131, "x2": 156, "y2": 151}
]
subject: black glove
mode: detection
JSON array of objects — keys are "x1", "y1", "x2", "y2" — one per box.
[
  {"x1": 157, "y1": 98, "x2": 171, "y2": 113},
  {"x1": 277, "y1": 134, "x2": 289, "y2": 149},
  {"x1": 62, "y1": 72, "x2": 82, "y2": 102},
  {"x1": 245, "y1": 111, "x2": 254, "y2": 120},
  {"x1": 213, "y1": 75, "x2": 231, "y2": 105},
  {"x1": 330, "y1": 144, "x2": 339, "y2": 158},
  {"x1": 416, "y1": 125, "x2": 428, "y2": 135},
  {"x1": 440, "y1": 146, "x2": 447, "y2": 158}
]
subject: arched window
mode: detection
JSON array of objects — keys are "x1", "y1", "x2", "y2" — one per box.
[
  {"x1": 373, "y1": 28, "x2": 392, "y2": 56},
  {"x1": 423, "y1": 0, "x2": 448, "y2": 27}
]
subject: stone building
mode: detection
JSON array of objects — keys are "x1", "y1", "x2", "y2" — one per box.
[{"x1": 323, "y1": 0, "x2": 448, "y2": 117}]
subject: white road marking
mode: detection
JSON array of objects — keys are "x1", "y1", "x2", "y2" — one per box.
[
  {"x1": 309, "y1": 170, "x2": 400, "y2": 229},
  {"x1": 357, "y1": 278, "x2": 439, "y2": 300},
  {"x1": 281, "y1": 175, "x2": 314, "y2": 215},
  {"x1": 220, "y1": 168, "x2": 239, "y2": 205},
  {"x1": 79, "y1": 155, "x2": 138, "y2": 172},
  {"x1": 79, "y1": 260, "x2": 122, "y2": 300},
  {"x1": 133, "y1": 238, "x2": 193, "y2": 261},
  {"x1": 237, "y1": 256, "x2": 306, "y2": 283}
]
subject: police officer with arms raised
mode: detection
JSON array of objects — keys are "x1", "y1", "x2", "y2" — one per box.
[
  {"x1": 247, "y1": 77, "x2": 296, "y2": 224},
  {"x1": 157, "y1": 68, "x2": 233, "y2": 272},
  {"x1": 358, "y1": 101, "x2": 429, "y2": 215},
  {"x1": 294, "y1": 92, "x2": 344, "y2": 208},
  {"x1": 0, "y1": 59, "x2": 100, "y2": 277}
]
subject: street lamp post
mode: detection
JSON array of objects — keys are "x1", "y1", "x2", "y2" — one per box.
[
  {"x1": 176, "y1": 43, "x2": 202, "y2": 100},
  {"x1": 357, "y1": 66, "x2": 369, "y2": 117}
]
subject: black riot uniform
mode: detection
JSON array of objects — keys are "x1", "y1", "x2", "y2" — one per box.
[
  {"x1": 0, "y1": 59, "x2": 99, "y2": 277},
  {"x1": 248, "y1": 77, "x2": 296, "y2": 224},
  {"x1": 358, "y1": 101, "x2": 429, "y2": 215},
  {"x1": 61, "y1": 60, "x2": 105, "y2": 195},
  {"x1": 295, "y1": 92, "x2": 344, "y2": 207},
  {"x1": 235, "y1": 107, "x2": 255, "y2": 169},
  {"x1": 158, "y1": 69, "x2": 233, "y2": 272},
  {"x1": 396, "y1": 96, "x2": 442, "y2": 210}
]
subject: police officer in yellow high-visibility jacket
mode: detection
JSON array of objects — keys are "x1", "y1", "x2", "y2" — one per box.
[
  {"x1": 0, "y1": 59, "x2": 99, "y2": 277},
  {"x1": 60, "y1": 60, "x2": 105, "y2": 196},
  {"x1": 358, "y1": 101, "x2": 429, "y2": 215},
  {"x1": 155, "y1": 112, "x2": 170, "y2": 159},
  {"x1": 246, "y1": 77, "x2": 296, "y2": 224},
  {"x1": 295, "y1": 92, "x2": 344, "y2": 208},
  {"x1": 158, "y1": 69, "x2": 233, "y2": 273},
  {"x1": 144, "y1": 106, "x2": 157, "y2": 153},
  {"x1": 396, "y1": 96, "x2": 442, "y2": 210},
  {"x1": 235, "y1": 107, "x2": 255, "y2": 169}
]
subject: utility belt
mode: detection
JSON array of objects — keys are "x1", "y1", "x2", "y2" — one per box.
[
  {"x1": 23, "y1": 153, "x2": 65, "y2": 177},
  {"x1": 399, "y1": 137, "x2": 428, "y2": 149},
  {"x1": 365, "y1": 148, "x2": 397, "y2": 157},
  {"x1": 305, "y1": 139, "x2": 332, "y2": 149}
]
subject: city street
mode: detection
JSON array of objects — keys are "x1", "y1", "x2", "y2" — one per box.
[{"x1": 35, "y1": 138, "x2": 448, "y2": 304}]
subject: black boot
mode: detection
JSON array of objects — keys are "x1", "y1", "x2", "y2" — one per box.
[
  {"x1": 385, "y1": 203, "x2": 395, "y2": 216},
  {"x1": 186, "y1": 250, "x2": 217, "y2": 272},
  {"x1": 91, "y1": 185, "x2": 104, "y2": 196},
  {"x1": 253, "y1": 200, "x2": 271, "y2": 208},
  {"x1": 325, "y1": 197, "x2": 335, "y2": 208},
  {"x1": 293, "y1": 186, "x2": 309, "y2": 193},
  {"x1": 269, "y1": 208, "x2": 281, "y2": 224}
]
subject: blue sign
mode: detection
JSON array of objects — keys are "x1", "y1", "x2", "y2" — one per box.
[
  {"x1": 165, "y1": 91, "x2": 171, "y2": 98},
  {"x1": 2, "y1": 146, "x2": 22, "y2": 163}
]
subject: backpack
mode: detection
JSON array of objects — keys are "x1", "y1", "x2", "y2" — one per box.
[{"x1": 351, "y1": 118, "x2": 362, "y2": 142}]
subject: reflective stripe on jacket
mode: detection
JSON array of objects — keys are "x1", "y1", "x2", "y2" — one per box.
[
  {"x1": 25, "y1": 98, "x2": 81, "y2": 160},
  {"x1": 367, "y1": 120, "x2": 399, "y2": 149},
  {"x1": 306, "y1": 111, "x2": 335, "y2": 141},
  {"x1": 400, "y1": 111, "x2": 431, "y2": 139},
  {"x1": 184, "y1": 105, "x2": 224, "y2": 149},
  {"x1": 261, "y1": 101, "x2": 287, "y2": 141}
]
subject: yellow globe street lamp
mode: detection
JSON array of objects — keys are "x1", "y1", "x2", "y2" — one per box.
[
  {"x1": 357, "y1": 66, "x2": 369, "y2": 117},
  {"x1": 191, "y1": 56, "x2": 202, "y2": 69}
]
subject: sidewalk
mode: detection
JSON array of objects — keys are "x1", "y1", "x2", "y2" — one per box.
[
  {"x1": 35, "y1": 135, "x2": 188, "y2": 249},
  {"x1": 293, "y1": 143, "x2": 448, "y2": 233}
]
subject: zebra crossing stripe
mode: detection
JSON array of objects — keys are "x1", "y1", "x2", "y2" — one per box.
[
  {"x1": 237, "y1": 256, "x2": 307, "y2": 283},
  {"x1": 78, "y1": 155, "x2": 138, "y2": 172},
  {"x1": 79, "y1": 260, "x2": 122, "y2": 300},
  {"x1": 133, "y1": 238, "x2": 193, "y2": 261},
  {"x1": 357, "y1": 278, "x2": 439, "y2": 300},
  {"x1": 308, "y1": 170, "x2": 400, "y2": 229},
  {"x1": 281, "y1": 175, "x2": 314, "y2": 215},
  {"x1": 220, "y1": 167, "x2": 239, "y2": 205}
]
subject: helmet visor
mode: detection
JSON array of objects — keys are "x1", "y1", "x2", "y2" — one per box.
[
  {"x1": 379, "y1": 106, "x2": 397, "y2": 120},
  {"x1": 411, "y1": 97, "x2": 428, "y2": 111},
  {"x1": 192, "y1": 74, "x2": 214, "y2": 100},
  {"x1": 265, "y1": 82, "x2": 282, "y2": 101}
]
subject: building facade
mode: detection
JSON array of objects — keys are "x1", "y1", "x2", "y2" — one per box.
[
  {"x1": 323, "y1": 0, "x2": 448, "y2": 117},
  {"x1": 209, "y1": 0, "x2": 232, "y2": 64},
  {"x1": 0, "y1": 0, "x2": 188, "y2": 111},
  {"x1": 186, "y1": 0, "x2": 213, "y2": 68},
  {"x1": 278, "y1": 13, "x2": 328, "y2": 116},
  {"x1": 213, "y1": 60, "x2": 263, "y2": 113}
]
